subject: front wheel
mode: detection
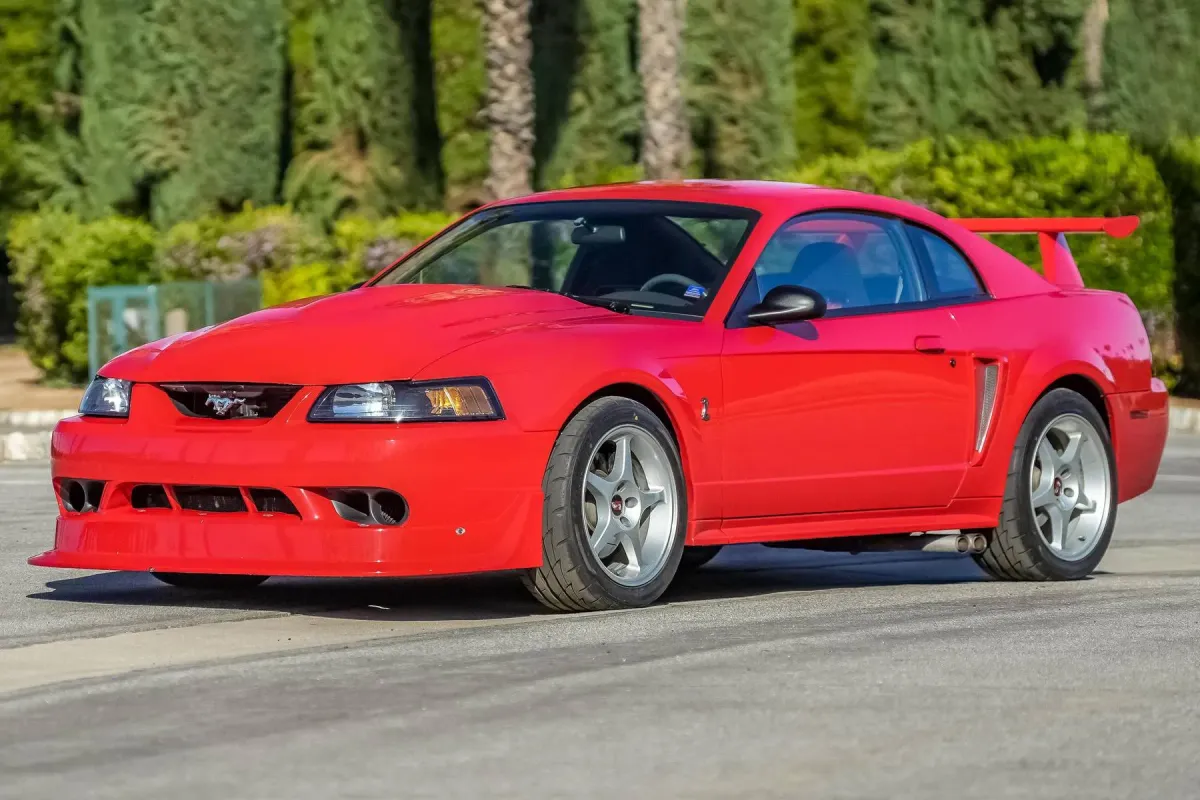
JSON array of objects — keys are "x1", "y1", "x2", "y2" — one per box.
[
  {"x1": 152, "y1": 573, "x2": 269, "y2": 590},
  {"x1": 523, "y1": 396, "x2": 687, "y2": 612},
  {"x1": 973, "y1": 388, "x2": 1117, "y2": 581}
]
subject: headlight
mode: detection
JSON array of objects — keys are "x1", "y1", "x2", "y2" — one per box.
[
  {"x1": 79, "y1": 377, "x2": 132, "y2": 418},
  {"x1": 307, "y1": 378, "x2": 503, "y2": 422}
]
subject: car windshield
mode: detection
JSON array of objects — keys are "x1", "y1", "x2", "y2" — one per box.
[{"x1": 372, "y1": 200, "x2": 758, "y2": 317}]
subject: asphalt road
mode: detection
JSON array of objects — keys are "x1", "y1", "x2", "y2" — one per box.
[{"x1": 1, "y1": 437, "x2": 1199, "y2": 798}]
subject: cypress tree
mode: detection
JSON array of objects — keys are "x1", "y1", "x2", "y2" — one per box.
[
  {"x1": 74, "y1": 0, "x2": 287, "y2": 226},
  {"x1": 0, "y1": 0, "x2": 59, "y2": 333},
  {"x1": 866, "y1": 0, "x2": 1084, "y2": 149},
  {"x1": 286, "y1": 0, "x2": 442, "y2": 220},
  {"x1": 1105, "y1": 0, "x2": 1200, "y2": 146},
  {"x1": 532, "y1": 0, "x2": 640, "y2": 189},
  {"x1": 686, "y1": 0, "x2": 796, "y2": 178},
  {"x1": 433, "y1": 0, "x2": 488, "y2": 209},
  {"x1": 793, "y1": 0, "x2": 873, "y2": 160}
]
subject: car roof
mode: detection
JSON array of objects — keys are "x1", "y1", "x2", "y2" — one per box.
[{"x1": 488, "y1": 180, "x2": 881, "y2": 215}]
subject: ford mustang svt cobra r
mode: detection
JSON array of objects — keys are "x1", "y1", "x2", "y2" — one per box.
[{"x1": 31, "y1": 181, "x2": 1169, "y2": 611}]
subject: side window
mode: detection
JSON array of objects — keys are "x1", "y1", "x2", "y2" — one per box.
[
  {"x1": 907, "y1": 226, "x2": 986, "y2": 299},
  {"x1": 740, "y1": 212, "x2": 925, "y2": 315}
]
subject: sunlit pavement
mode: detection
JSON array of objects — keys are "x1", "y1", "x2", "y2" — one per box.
[{"x1": 1, "y1": 435, "x2": 1198, "y2": 798}]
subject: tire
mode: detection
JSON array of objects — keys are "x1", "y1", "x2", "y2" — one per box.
[
  {"x1": 523, "y1": 396, "x2": 688, "y2": 612},
  {"x1": 678, "y1": 545, "x2": 723, "y2": 572},
  {"x1": 973, "y1": 388, "x2": 1117, "y2": 581},
  {"x1": 152, "y1": 572, "x2": 269, "y2": 590}
]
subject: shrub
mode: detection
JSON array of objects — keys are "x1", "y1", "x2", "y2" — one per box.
[
  {"x1": 1151, "y1": 138, "x2": 1200, "y2": 394},
  {"x1": 787, "y1": 134, "x2": 1174, "y2": 317},
  {"x1": 8, "y1": 211, "x2": 157, "y2": 382}
]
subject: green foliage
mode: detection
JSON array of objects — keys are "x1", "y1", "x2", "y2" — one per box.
[
  {"x1": 792, "y1": 0, "x2": 873, "y2": 160},
  {"x1": 285, "y1": 0, "x2": 442, "y2": 222},
  {"x1": 158, "y1": 206, "x2": 332, "y2": 283},
  {"x1": 1151, "y1": 138, "x2": 1200, "y2": 393},
  {"x1": 8, "y1": 211, "x2": 157, "y2": 381},
  {"x1": 432, "y1": 0, "x2": 488, "y2": 210},
  {"x1": 73, "y1": 0, "x2": 286, "y2": 226},
  {"x1": 687, "y1": 0, "x2": 797, "y2": 177},
  {"x1": 532, "y1": 0, "x2": 641, "y2": 189},
  {"x1": 788, "y1": 134, "x2": 1173, "y2": 315},
  {"x1": 866, "y1": 0, "x2": 1085, "y2": 149},
  {"x1": 1105, "y1": 0, "x2": 1200, "y2": 147}
]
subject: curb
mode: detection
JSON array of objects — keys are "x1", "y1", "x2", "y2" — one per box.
[{"x1": 2, "y1": 402, "x2": 1200, "y2": 464}]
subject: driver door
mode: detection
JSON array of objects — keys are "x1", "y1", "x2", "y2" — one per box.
[{"x1": 719, "y1": 212, "x2": 975, "y2": 518}]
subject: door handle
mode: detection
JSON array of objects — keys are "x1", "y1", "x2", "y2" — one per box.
[{"x1": 914, "y1": 335, "x2": 946, "y2": 354}]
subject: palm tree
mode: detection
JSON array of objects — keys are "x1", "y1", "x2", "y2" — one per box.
[
  {"x1": 1082, "y1": 0, "x2": 1109, "y2": 126},
  {"x1": 482, "y1": 0, "x2": 534, "y2": 200},
  {"x1": 637, "y1": 0, "x2": 690, "y2": 180}
]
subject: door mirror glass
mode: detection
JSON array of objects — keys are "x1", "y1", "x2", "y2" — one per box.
[{"x1": 746, "y1": 285, "x2": 827, "y2": 325}]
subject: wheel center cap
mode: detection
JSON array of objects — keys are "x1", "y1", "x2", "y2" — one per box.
[
  {"x1": 610, "y1": 496, "x2": 624, "y2": 515},
  {"x1": 1053, "y1": 476, "x2": 1063, "y2": 497}
]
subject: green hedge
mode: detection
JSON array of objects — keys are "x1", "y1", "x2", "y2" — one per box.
[
  {"x1": 9, "y1": 207, "x2": 455, "y2": 382},
  {"x1": 1152, "y1": 138, "x2": 1200, "y2": 393},
  {"x1": 787, "y1": 134, "x2": 1174, "y2": 317},
  {"x1": 8, "y1": 212, "x2": 158, "y2": 382}
]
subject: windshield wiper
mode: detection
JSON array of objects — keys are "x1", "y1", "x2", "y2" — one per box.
[{"x1": 566, "y1": 294, "x2": 633, "y2": 314}]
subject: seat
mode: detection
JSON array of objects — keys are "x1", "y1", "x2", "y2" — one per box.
[{"x1": 788, "y1": 241, "x2": 869, "y2": 309}]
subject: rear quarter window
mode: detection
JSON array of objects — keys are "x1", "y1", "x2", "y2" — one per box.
[{"x1": 907, "y1": 226, "x2": 986, "y2": 299}]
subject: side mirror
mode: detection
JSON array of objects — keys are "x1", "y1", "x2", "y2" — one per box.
[
  {"x1": 746, "y1": 285, "x2": 827, "y2": 325},
  {"x1": 347, "y1": 281, "x2": 366, "y2": 291}
]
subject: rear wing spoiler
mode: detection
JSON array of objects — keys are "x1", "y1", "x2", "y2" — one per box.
[{"x1": 954, "y1": 216, "x2": 1140, "y2": 289}]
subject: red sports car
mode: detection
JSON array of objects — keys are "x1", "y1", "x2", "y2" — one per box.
[{"x1": 31, "y1": 181, "x2": 1169, "y2": 611}]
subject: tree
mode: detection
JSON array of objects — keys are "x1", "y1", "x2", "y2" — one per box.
[
  {"x1": 534, "y1": 0, "x2": 641, "y2": 189},
  {"x1": 285, "y1": 0, "x2": 442, "y2": 222},
  {"x1": 685, "y1": 0, "x2": 796, "y2": 178},
  {"x1": 1081, "y1": 0, "x2": 1108, "y2": 126},
  {"x1": 1105, "y1": 0, "x2": 1200, "y2": 146},
  {"x1": 792, "y1": 0, "x2": 873, "y2": 160},
  {"x1": 482, "y1": 0, "x2": 535, "y2": 200},
  {"x1": 637, "y1": 0, "x2": 690, "y2": 179}
]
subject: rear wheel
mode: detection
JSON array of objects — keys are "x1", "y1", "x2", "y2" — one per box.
[
  {"x1": 523, "y1": 396, "x2": 687, "y2": 612},
  {"x1": 152, "y1": 573, "x2": 269, "y2": 590},
  {"x1": 973, "y1": 388, "x2": 1116, "y2": 581}
]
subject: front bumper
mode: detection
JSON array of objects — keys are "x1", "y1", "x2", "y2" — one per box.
[{"x1": 30, "y1": 385, "x2": 553, "y2": 577}]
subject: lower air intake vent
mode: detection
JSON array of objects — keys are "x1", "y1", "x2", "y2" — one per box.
[
  {"x1": 174, "y1": 486, "x2": 247, "y2": 513},
  {"x1": 59, "y1": 479, "x2": 106, "y2": 513},
  {"x1": 249, "y1": 488, "x2": 300, "y2": 517},
  {"x1": 975, "y1": 362, "x2": 1000, "y2": 452},
  {"x1": 320, "y1": 488, "x2": 408, "y2": 526},
  {"x1": 131, "y1": 484, "x2": 171, "y2": 509}
]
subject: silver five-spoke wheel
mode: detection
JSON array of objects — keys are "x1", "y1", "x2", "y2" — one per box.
[
  {"x1": 1029, "y1": 413, "x2": 1111, "y2": 562},
  {"x1": 582, "y1": 425, "x2": 678, "y2": 587}
]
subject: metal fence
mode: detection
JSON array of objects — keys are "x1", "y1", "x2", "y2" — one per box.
[{"x1": 86, "y1": 280, "x2": 261, "y2": 378}]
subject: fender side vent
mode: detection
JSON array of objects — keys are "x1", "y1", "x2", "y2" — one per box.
[{"x1": 975, "y1": 362, "x2": 1000, "y2": 453}]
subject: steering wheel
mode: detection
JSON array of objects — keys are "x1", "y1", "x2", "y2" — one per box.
[{"x1": 639, "y1": 273, "x2": 703, "y2": 295}]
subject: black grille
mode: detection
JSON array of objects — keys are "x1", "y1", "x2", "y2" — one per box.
[
  {"x1": 159, "y1": 384, "x2": 300, "y2": 419},
  {"x1": 249, "y1": 488, "x2": 300, "y2": 516},
  {"x1": 174, "y1": 486, "x2": 247, "y2": 513},
  {"x1": 131, "y1": 484, "x2": 171, "y2": 509}
]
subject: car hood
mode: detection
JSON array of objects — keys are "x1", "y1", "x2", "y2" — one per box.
[{"x1": 104, "y1": 285, "x2": 615, "y2": 384}]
